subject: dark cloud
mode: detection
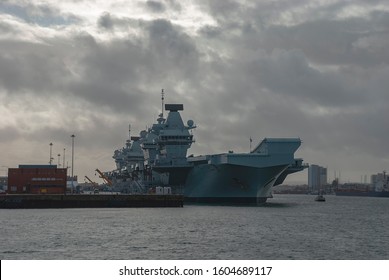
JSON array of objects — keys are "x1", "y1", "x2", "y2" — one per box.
[
  {"x1": 0, "y1": 40, "x2": 72, "y2": 94},
  {"x1": 97, "y1": 12, "x2": 114, "y2": 30},
  {"x1": 145, "y1": 19, "x2": 200, "y2": 77},
  {"x1": 1, "y1": 0, "x2": 388, "y2": 182},
  {"x1": 260, "y1": 18, "x2": 389, "y2": 67},
  {"x1": 164, "y1": 0, "x2": 181, "y2": 12},
  {"x1": 96, "y1": 12, "x2": 137, "y2": 31},
  {"x1": 145, "y1": 1, "x2": 166, "y2": 13},
  {"x1": 76, "y1": 18, "x2": 201, "y2": 114},
  {"x1": 245, "y1": 49, "x2": 371, "y2": 107}
]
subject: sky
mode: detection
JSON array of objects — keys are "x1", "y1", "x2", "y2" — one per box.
[{"x1": 1, "y1": 0, "x2": 388, "y2": 184}]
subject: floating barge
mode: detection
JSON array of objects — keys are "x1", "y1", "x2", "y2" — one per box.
[{"x1": 0, "y1": 194, "x2": 184, "y2": 208}]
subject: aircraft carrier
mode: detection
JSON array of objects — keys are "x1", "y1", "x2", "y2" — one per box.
[{"x1": 106, "y1": 92, "x2": 307, "y2": 204}]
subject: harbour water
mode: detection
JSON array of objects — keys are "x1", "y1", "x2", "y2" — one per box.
[{"x1": 1, "y1": 194, "x2": 388, "y2": 260}]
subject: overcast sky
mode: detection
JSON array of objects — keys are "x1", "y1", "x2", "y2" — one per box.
[{"x1": 1, "y1": 0, "x2": 388, "y2": 184}]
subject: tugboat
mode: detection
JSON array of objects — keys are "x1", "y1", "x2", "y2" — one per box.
[{"x1": 315, "y1": 192, "x2": 326, "y2": 202}]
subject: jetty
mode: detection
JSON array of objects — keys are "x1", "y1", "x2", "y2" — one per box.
[{"x1": 0, "y1": 194, "x2": 183, "y2": 208}]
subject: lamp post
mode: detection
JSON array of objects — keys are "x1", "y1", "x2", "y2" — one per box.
[
  {"x1": 63, "y1": 148, "x2": 66, "y2": 168},
  {"x1": 71, "y1": 134, "x2": 75, "y2": 193},
  {"x1": 49, "y1": 143, "x2": 53, "y2": 165},
  {"x1": 57, "y1": 154, "x2": 61, "y2": 167}
]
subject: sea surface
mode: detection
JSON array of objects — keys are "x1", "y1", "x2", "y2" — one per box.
[{"x1": 1, "y1": 194, "x2": 389, "y2": 260}]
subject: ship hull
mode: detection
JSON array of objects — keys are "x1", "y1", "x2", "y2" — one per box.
[
  {"x1": 368, "y1": 191, "x2": 389, "y2": 197},
  {"x1": 152, "y1": 166, "x2": 192, "y2": 186},
  {"x1": 335, "y1": 191, "x2": 369, "y2": 197},
  {"x1": 335, "y1": 190, "x2": 389, "y2": 197},
  {"x1": 184, "y1": 163, "x2": 289, "y2": 204}
]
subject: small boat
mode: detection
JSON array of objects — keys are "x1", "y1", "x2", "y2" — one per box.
[{"x1": 315, "y1": 194, "x2": 326, "y2": 202}]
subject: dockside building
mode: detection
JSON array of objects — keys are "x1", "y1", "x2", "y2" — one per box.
[
  {"x1": 308, "y1": 164, "x2": 327, "y2": 193},
  {"x1": 7, "y1": 165, "x2": 67, "y2": 194}
]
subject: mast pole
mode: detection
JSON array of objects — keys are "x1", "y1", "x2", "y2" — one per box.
[
  {"x1": 161, "y1": 89, "x2": 165, "y2": 118},
  {"x1": 63, "y1": 148, "x2": 66, "y2": 168}
]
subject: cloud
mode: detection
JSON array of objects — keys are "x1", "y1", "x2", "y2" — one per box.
[
  {"x1": 0, "y1": 1, "x2": 80, "y2": 27},
  {"x1": 145, "y1": 1, "x2": 166, "y2": 13},
  {"x1": 246, "y1": 48, "x2": 371, "y2": 108},
  {"x1": 0, "y1": 0, "x2": 388, "y2": 183},
  {"x1": 97, "y1": 12, "x2": 114, "y2": 30}
]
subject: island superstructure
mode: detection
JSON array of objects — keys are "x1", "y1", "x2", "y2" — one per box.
[{"x1": 106, "y1": 94, "x2": 307, "y2": 203}]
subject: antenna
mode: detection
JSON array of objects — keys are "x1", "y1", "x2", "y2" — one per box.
[{"x1": 161, "y1": 89, "x2": 165, "y2": 118}]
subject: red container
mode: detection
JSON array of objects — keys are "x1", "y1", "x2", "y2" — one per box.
[{"x1": 8, "y1": 165, "x2": 67, "y2": 194}]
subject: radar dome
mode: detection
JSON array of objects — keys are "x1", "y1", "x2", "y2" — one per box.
[{"x1": 187, "y1": 120, "x2": 194, "y2": 127}]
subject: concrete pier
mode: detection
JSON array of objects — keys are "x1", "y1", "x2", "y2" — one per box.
[{"x1": 0, "y1": 194, "x2": 184, "y2": 208}]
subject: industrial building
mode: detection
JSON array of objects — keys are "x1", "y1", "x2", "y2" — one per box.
[
  {"x1": 0, "y1": 176, "x2": 7, "y2": 192},
  {"x1": 371, "y1": 172, "x2": 388, "y2": 192},
  {"x1": 308, "y1": 164, "x2": 327, "y2": 193},
  {"x1": 7, "y1": 165, "x2": 67, "y2": 194}
]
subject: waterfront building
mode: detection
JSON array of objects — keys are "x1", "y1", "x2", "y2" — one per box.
[
  {"x1": 371, "y1": 172, "x2": 388, "y2": 192},
  {"x1": 0, "y1": 176, "x2": 7, "y2": 191},
  {"x1": 7, "y1": 165, "x2": 67, "y2": 194},
  {"x1": 308, "y1": 164, "x2": 327, "y2": 193}
]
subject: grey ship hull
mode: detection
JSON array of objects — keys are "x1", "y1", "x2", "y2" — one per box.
[
  {"x1": 153, "y1": 166, "x2": 192, "y2": 186},
  {"x1": 181, "y1": 138, "x2": 305, "y2": 204},
  {"x1": 184, "y1": 163, "x2": 289, "y2": 204}
]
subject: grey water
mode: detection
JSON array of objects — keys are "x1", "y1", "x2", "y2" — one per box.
[{"x1": 1, "y1": 194, "x2": 388, "y2": 260}]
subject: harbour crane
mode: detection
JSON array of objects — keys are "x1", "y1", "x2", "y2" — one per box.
[
  {"x1": 95, "y1": 168, "x2": 113, "y2": 186},
  {"x1": 84, "y1": 175, "x2": 98, "y2": 187}
]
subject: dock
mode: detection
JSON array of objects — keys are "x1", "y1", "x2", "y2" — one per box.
[{"x1": 0, "y1": 194, "x2": 184, "y2": 208}]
